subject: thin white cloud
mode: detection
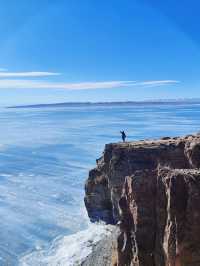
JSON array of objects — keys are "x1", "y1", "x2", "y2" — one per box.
[
  {"x1": 0, "y1": 79, "x2": 179, "y2": 90},
  {"x1": 0, "y1": 80, "x2": 136, "y2": 89},
  {"x1": 138, "y1": 80, "x2": 180, "y2": 87},
  {"x1": 0, "y1": 71, "x2": 60, "y2": 77}
]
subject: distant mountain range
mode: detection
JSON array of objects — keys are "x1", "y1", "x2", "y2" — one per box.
[{"x1": 7, "y1": 99, "x2": 200, "y2": 109}]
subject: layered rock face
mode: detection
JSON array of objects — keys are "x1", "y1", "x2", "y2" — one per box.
[{"x1": 84, "y1": 135, "x2": 200, "y2": 266}]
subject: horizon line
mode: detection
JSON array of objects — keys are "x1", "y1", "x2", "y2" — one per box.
[{"x1": 7, "y1": 98, "x2": 200, "y2": 109}]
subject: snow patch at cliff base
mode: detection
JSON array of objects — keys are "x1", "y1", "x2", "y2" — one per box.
[{"x1": 19, "y1": 223, "x2": 114, "y2": 266}]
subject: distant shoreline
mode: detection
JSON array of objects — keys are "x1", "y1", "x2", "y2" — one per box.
[{"x1": 7, "y1": 99, "x2": 200, "y2": 109}]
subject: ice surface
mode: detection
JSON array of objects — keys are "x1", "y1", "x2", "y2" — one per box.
[
  {"x1": 20, "y1": 223, "x2": 114, "y2": 266},
  {"x1": 0, "y1": 103, "x2": 200, "y2": 265}
]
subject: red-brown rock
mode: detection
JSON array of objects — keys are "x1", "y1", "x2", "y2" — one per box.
[{"x1": 84, "y1": 134, "x2": 200, "y2": 266}]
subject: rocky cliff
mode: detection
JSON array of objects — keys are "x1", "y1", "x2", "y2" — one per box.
[{"x1": 84, "y1": 134, "x2": 200, "y2": 266}]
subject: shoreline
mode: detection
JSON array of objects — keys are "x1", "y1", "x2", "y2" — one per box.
[
  {"x1": 19, "y1": 223, "x2": 114, "y2": 266},
  {"x1": 7, "y1": 99, "x2": 200, "y2": 109}
]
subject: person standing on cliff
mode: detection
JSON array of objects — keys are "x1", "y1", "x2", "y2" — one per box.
[{"x1": 120, "y1": 131, "x2": 126, "y2": 142}]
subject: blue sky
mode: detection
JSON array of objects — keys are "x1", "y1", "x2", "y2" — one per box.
[{"x1": 0, "y1": 0, "x2": 200, "y2": 106}]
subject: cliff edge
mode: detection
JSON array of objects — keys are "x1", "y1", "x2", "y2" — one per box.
[{"x1": 84, "y1": 134, "x2": 200, "y2": 266}]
